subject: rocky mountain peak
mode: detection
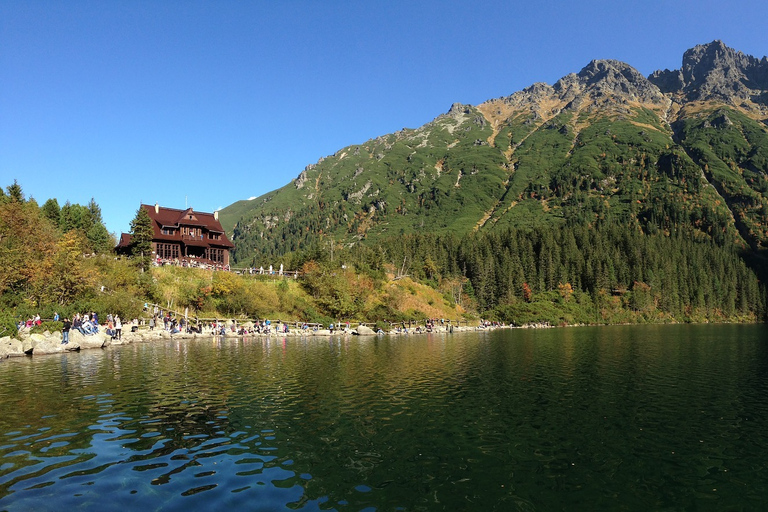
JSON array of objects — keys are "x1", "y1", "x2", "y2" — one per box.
[
  {"x1": 500, "y1": 58, "x2": 669, "y2": 117},
  {"x1": 547, "y1": 59, "x2": 668, "y2": 111},
  {"x1": 649, "y1": 40, "x2": 768, "y2": 104},
  {"x1": 576, "y1": 59, "x2": 645, "y2": 84}
]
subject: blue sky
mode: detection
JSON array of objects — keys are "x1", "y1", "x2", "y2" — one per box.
[{"x1": 2, "y1": 0, "x2": 766, "y2": 236}]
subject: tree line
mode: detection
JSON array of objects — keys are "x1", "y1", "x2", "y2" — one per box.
[{"x1": 291, "y1": 221, "x2": 767, "y2": 325}]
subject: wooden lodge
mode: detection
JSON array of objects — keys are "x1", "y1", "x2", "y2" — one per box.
[{"x1": 117, "y1": 204, "x2": 235, "y2": 266}]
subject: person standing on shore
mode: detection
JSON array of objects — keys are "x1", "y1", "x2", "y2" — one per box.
[
  {"x1": 61, "y1": 318, "x2": 71, "y2": 344},
  {"x1": 115, "y1": 315, "x2": 122, "y2": 340}
]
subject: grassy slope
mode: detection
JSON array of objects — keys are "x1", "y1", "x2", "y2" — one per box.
[{"x1": 221, "y1": 98, "x2": 768, "y2": 264}]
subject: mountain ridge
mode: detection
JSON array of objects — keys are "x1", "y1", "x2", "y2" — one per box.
[{"x1": 221, "y1": 40, "x2": 768, "y2": 264}]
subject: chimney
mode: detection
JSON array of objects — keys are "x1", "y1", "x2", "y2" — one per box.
[
  {"x1": 154, "y1": 203, "x2": 159, "y2": 214},
  {"x1": 214, "y1": 210, "x2": 219, "y2": 221}
]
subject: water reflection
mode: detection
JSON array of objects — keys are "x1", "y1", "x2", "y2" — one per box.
[{"x1": 0, "y1": 325, "x2": 767, "y2": 510}]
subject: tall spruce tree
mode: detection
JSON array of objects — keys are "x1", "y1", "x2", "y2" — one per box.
[
  {"x1": 130, "y1": 207, "x2": 153, "y2": 271},
  {"x1": 85, "y1": 198, "x2": 112, "y2": 253},
  {"x1": 6, "y1": 180, "x2": 24, "y2": 203}
]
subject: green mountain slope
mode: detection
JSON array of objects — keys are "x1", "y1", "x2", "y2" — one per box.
[{"x1": 221, "y1": 41, "x2": 768, "y2": 265}]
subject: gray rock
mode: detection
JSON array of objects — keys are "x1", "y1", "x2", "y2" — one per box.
[
  {"x1": 30, "y1": 337, "x2": 66, "y2": 355},
  {"x1": 80, "y1": 333, "x2": 107, "y2": 350},
  {"x1": 69, "y1": 329, "x2": 86, "y2": 346},
  {"x1": 649, "y1": 40, "x2": 768, "y2": 104},
  {"x1": 0, "y1": 336, "x2": 24, "y2": 358},
  {"x1": 354, "y1": 325, "x2": 376, "y2": 336}
]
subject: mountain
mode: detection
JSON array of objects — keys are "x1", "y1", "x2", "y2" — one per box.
[{"x1": 221, "y1": 41, "x2": 768, "y2": 264}]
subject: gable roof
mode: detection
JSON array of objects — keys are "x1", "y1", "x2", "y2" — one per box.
[
  {"x1": 144, "y1": 204, "x2": 234, "y2": 247},
  {"x1": 117, "y1": 204, "x2": 234, "y2": 249}
]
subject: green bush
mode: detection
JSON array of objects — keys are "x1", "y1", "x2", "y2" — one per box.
[
  {"x1": 0, "y1": 311, "x2": 18, "y2": 338},
  {"x1": 31, "y1": 321, "x2": 63, "y2": 335}
]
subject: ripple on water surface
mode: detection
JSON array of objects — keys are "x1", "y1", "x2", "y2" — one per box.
[{"x1": 1, "y1": 326, "x2": 768, "y2": 510}]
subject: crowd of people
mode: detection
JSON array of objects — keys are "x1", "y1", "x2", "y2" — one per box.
[
  {"x1": 154, "y1": 257, "x2": 230, "y2": 271},
  {"x1": 59, "y1": 312, "x2": 125, "y2": 344},
  {"x1": 16, "y1": 311, "x2": 125, "y2": 345},
  {"x1": 151, "y1": 257, "x2": 301, "y2": 277},
  {"x1": 18, "y1": 308, "x2": 479, "y2": 346}
]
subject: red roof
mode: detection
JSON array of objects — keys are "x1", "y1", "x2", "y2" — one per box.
[
  {"x1": 116, "y1": 232, "x2": 132, "y2": 249},
  {"x1": 142, "y1": 204, "x2": 234, "y2": 248},
  {"x1": 117, "y1": 204, "x2": 235, "y2": 250}
]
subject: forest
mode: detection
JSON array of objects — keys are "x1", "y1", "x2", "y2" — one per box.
[{"x1": 1, "y1": 179, "x2": 765, "y2": 339}]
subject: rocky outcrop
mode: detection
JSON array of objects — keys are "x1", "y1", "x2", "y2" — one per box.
[
  {"x1": 649, "y1": 40, "x2": 768, "y2": 105},
  {"x1": 500, "y1": 58, "x2": 670, "y2": 119}
]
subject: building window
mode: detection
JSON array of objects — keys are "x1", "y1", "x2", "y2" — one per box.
[
  {"x1": 162, "y1": 228, "x2": 174, "y2": 235},
  {"x1": 156, "y1": 243, "x2": 180, "y2": 260},
  {"x1": 204, "y1": 248, "x2": 224, "y2": 263}
]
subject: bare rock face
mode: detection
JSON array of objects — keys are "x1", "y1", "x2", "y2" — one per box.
[
  {"x1": 649, "y1": 68, "x2": 685, "y2": 94},
  {"x1": 569, "y1": 59, "x2": 668, "y2": 105},
  {"x1": 501, "y1": 59, "x2": 670, "y2": 117},
  {"x1": 649, "y1": 40, "x2": 768, "y2": 104}
]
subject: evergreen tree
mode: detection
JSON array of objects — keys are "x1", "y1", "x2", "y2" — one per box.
[
  {"x1": 41, "y1": 198, "x2": 61, "y2": 227},
  {"x1": 6, "y1": 180, "x2": 24, "y2": 203},
  {"x1": 130, "y1": 207, "x2": 153, "y2": 271},
  {"x1": 59, "y1": 201, "x2": 74, "y2": 232},
  {"x1": 85, "y1": 198, "x2": 112, "y2": 253}
]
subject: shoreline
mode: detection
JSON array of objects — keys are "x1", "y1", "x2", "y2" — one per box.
[
  {"x1": 1, "y1": 321, "x2": 545, "y2": 359},
  {"x1": 4, "y1": 319, "x2": 761, "y2": 359}
]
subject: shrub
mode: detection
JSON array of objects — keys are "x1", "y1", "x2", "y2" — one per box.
[
  {"x1": 31, "y1": 321, "x2": 62, "y2": 335},
  {"x1": 0, "y1": 311, "x2": 18, "y2": 338}
]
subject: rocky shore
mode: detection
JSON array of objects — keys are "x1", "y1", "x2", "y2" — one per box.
[{"x1": 0, "y1": 322, "x2": 526, "y2": 359}]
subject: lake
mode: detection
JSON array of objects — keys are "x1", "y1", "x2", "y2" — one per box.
[{"x1": 1, "y1": 324, "x2": 767, "y2": 511}]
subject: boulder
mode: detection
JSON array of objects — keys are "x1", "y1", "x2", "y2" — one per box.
[
  {"x1": 21, "y1": 339, "x2": 34, "y2": 354},
  {"x1": 79, "y1": 333, "x2": 107, "y2": 350},
  {"x1": 30, "y1": 337, "x2": 66, "y2": 355},
  {"x1": 0, "y1": 336, "x2": 24, "y2": 358},
  {"x1": 354, "y1": 325, "x2": 376, "y2": 335}
]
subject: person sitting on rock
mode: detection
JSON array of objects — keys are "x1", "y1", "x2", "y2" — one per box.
[
  {"x1": 81, "y1": 319, "x2": 95, "y2": 335},
  {"x1": 73, "y1": 316, "x2": 85, "y2": 334},
  {"x1": 105, "y1": 319, "x2": 115, "y2": 338}
]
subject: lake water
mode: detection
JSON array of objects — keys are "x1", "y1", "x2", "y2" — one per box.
[{"x1": 1, "y1": 325, "x2": 767, "y2": 511}]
